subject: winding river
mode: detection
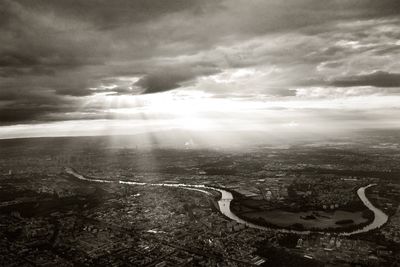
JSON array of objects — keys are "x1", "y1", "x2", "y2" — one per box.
[{"x1": 65, "y1": 168, "x2": 388, "y2": 236}]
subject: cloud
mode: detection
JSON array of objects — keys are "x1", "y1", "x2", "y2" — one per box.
[
  {"x1": 135, "y1": 65, "x2": 220, "y2": 94},
  {"x1": 13, "y1": 0, "x2": 218, "y2": 30},
  {"x1": 0, "y1": 0, "x2": 400, "y2": 126},
  {"x1": 331, "y1": 71, "x2": 400, "y2": 88},
  {"x1": 0, "y1": 91, "x2": 79, "y2": 125},
  {"x1": 266, "y1": 88, "x2": 297, "y2": 97}
]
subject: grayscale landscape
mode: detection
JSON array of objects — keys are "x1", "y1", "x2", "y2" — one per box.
[{"x1": 0, "y1": 0, "x2": 399, "y2": 266}]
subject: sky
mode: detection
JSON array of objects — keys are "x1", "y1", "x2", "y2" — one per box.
[{"x1": 0, "y1": 0, "x2": 400, "y2": 140}]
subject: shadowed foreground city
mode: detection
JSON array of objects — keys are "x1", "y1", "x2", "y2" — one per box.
[{"x1": 0, "y1": 130, "x2": 399, "y2": 266}]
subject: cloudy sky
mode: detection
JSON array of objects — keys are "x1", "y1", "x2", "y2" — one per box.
[{"x1": 1, "y1": 0, "x2": 400, "y2": 139}]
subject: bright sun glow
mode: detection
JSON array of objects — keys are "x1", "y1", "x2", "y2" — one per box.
[{"x1": 2, "y1": 90, "x2": 400, "y2": 140}]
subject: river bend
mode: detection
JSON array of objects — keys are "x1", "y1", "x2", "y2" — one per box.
[{"x1": 65, "y1": 168, "x2": 388, "y2": 236}]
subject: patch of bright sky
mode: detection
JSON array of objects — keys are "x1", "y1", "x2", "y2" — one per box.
[{"x1": 2, "y1": 83, "x2": 400, "y2": 139}]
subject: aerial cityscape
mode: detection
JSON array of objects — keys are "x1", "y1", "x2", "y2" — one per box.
[
  {"x1": 1, "y1": 0, "x2": 400, "y2": 266},
  {"x1": 0, "y1": 131, "x2": 399, "y2": 266}
]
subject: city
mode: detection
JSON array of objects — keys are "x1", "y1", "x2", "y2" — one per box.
[{"x1": 0, "y1": 131, "x2": 399, "y2": 266}]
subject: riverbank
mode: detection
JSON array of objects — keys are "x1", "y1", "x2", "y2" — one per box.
[
  {"x1": 65, "y1": 168, "x2": 388, "y2": 236},
  {"x1": 229, "y1": 188, "x2": 376, "y2": 234}
]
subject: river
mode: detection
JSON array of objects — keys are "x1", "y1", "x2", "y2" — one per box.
[
  {"x1": 65, "y1": 168, "x2": 388, "y2": 236},
  {"x1": 341, "y1": 184, "x2": 388, "y2": 236}
]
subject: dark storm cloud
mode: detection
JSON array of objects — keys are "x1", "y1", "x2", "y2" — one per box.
[
  {"x1": 0, "y1": 89, "x2": 79, "y2": 125},
  {"x1": 135, "y1": 65, "x2": 220, "y2": 94},
  {"x1": 331, "y1": 71, "x2": 400, "y2": 88},
  {"x1": 1, "y1": 0, "x2": 400, "y2": 124},
  {"x1": 0, "y1": 104, "x2": 65, "y2": 124},
  {"x1": 13, "y1": 0, "x2": 218, "y2": 30}
]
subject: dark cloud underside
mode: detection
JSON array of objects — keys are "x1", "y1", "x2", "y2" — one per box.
[
  {"x1": 331, "y1": 71, "x2": 400, "y2": 88},
  {"x1": 135, "y1": 65, "x2": 220, "y2": 94}
]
